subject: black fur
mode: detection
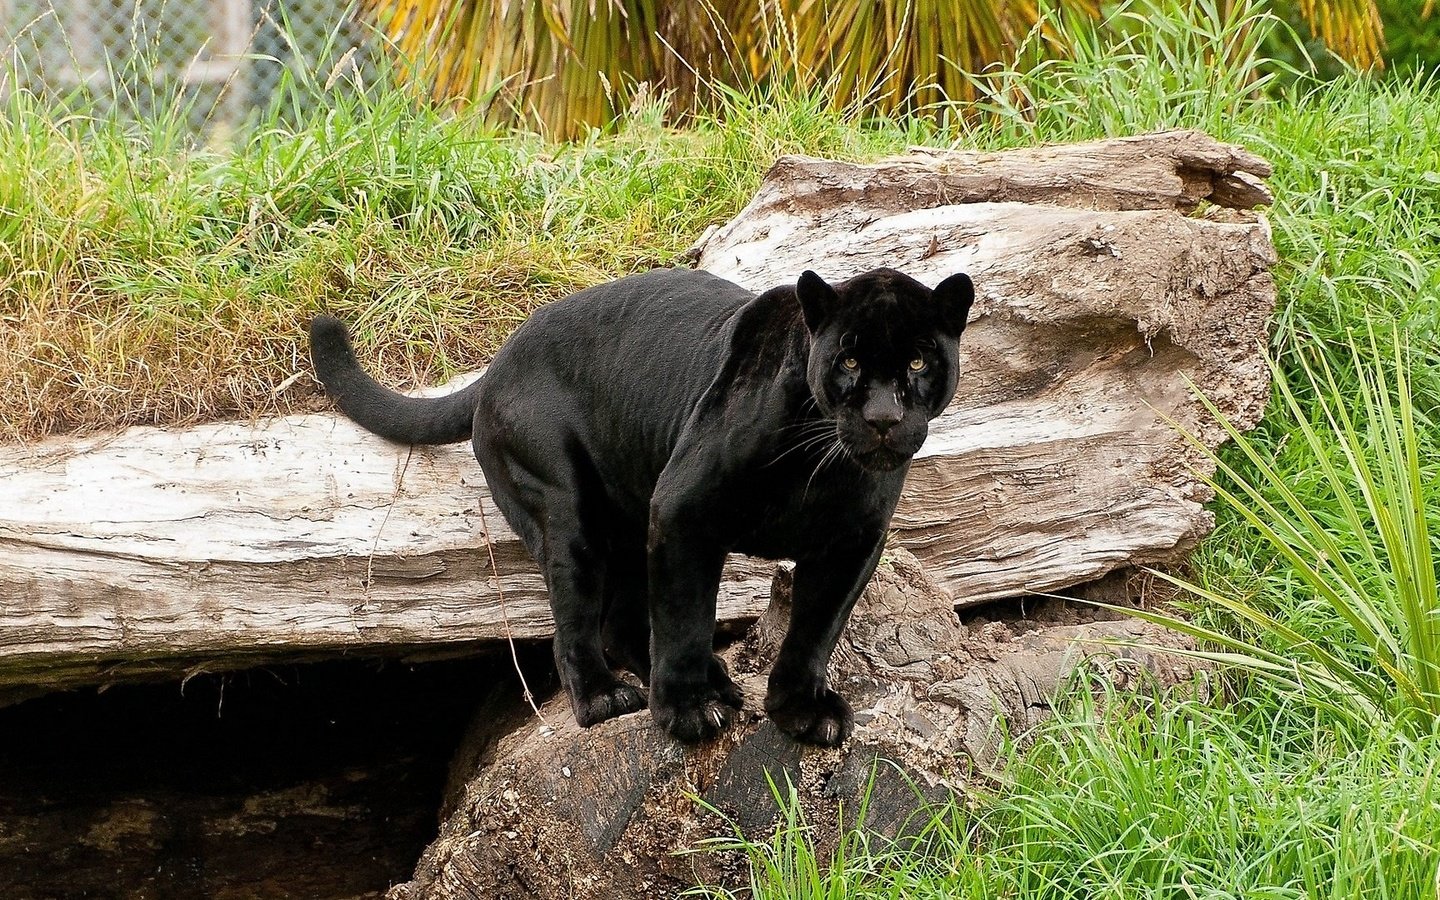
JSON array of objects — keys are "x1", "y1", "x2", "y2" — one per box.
[{"x1": 310, "y1": 266, "x2": 973, "y2": 746}]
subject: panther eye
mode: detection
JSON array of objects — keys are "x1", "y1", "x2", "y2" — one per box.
[
  {"x1": 909, "y1": 357, "x2": 927, "y2": 373},
  {"x1": 841, "y1": 357, "x2": 860, "y2": 371}
]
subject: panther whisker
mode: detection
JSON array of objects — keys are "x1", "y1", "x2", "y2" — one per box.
[
  {"x1": 767, "y1": 421, "x2": 840, "y2": 466},
  {"x1": 804, "y1": 437, "x2": 847, "y2": 500},
  {"x1": 776, "y1": 417, "x2": 836, "y2": 437}
]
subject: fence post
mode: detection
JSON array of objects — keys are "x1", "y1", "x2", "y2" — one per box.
[
  {"x1": 209, "y1": 0, "x2": 252, "y2": 130},
  {"x1": 0, "y1": 0, "x2": 12, "y2": 100}
]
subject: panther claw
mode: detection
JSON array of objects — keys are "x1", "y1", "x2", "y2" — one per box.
[
  {"x1": 572, "y1": 681, "x2": 648, "y2": 728},
  {"x1": 657, "y1": 697, "x2": 736, "y2": 743},
  {"x1": 766, "y1": 687, "x2": 854, "y2": 747}
]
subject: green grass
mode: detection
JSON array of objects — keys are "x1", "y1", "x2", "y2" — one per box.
[
  {"x1": 0, "y1": 51, "x2": 913, "y2": 439},
  {"x1": 713, "y1": 686, "x2": 1440, "y2": 900},
  {"x1": 5, "y1": 1, "x2": 1440, "y2": 896}
]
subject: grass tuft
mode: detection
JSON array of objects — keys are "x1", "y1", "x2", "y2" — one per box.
[{"x1": 1135, "y1": 326, "x2": 1440, "y2": 735}]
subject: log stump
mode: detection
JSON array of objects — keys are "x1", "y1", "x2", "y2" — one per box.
[{"x1": 387, "y1": 550, "x2": 1202, "y2": 900}]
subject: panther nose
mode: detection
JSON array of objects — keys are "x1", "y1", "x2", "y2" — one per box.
[
  {"x1": 866, "y1": 410, "x2": 902, "y2": 433},
  {"x1": 862, "y1": 389, "x2": 903, "y2": 434}
]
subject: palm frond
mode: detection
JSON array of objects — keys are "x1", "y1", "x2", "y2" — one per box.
[
  {"x1": 359, "y1": 0, "x2": 1110, "y2": 136},
  {"x1": 1294, "y1": 0, "x2": 1386, "y2": 67},
  {"x1": 360, "y1": 1, "x2": 1388, "y2": 134}
]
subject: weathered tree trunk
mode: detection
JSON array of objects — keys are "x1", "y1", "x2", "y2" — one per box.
[
  {"x1": 0, "y1": 130, "x2": 1274, "y2": 703},
  {"x1": 387, "y1": 550, "x2": 1205, "y2": 900},
  {"x1": 0, "y1": 413, "x2": 776, "y2": 703}
]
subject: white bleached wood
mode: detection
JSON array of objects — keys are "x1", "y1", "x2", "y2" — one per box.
[{"x1": 0, "y1": 414, "x2": 775, "y2": 698}]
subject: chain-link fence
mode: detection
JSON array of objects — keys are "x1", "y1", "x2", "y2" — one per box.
[{"x1": 1, "y1": 0, "x2": 374, "y2": 133}]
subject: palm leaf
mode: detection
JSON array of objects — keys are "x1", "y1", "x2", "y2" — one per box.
[
  {"x1": 359, "y1": 0, "x2": 1110, "y2": 135},
  {"x1": 360, "y1": 1, "x2": 1387, "y2": 135},
  {"x1": 362, "y1": 0, "x2": 1392, "y2": 136},
  {"x1": 1293, "y1": 0, "x2": 1386, "y2": 67}
]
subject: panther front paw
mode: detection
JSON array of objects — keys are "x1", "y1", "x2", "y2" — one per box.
[
  {"x1": 765, "y1": 686, "x2": 854, "y2": 747},
  {"x1": 653, "y1": 693, "x2": 739, "y2": 743},
  {"x1": 572, "y1": 680, "x2": 648, "y2": 728},
  {"x1": 652, "y1": 660, "x2": 746, "y2": 743}
]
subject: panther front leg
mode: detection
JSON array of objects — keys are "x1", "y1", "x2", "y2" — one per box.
[
  {"x1": 765, "y1": 536, "x2": 886, "y2": 746},
  {"x1": 646, "y1": 494, "x2": 747, "y2": 744}
]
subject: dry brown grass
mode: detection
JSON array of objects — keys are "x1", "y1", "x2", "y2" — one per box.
[
  {"x1": 0, "y1": 241, "x2": 659, "y2": 442},
  {"x1": 0, "y1": 48, "x2": 911, "y2": 444},
  {"x1": 0, "y1": 86, "x2": 787, "y2": 442}
]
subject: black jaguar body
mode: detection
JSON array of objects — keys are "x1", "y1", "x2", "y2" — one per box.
[{"x1": 310, "y1": 266, "x2": 973, "y2": 745}]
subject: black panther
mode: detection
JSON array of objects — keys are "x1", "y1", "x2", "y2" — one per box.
[{"x1": 310, "y1": 266, "x2": 972, "y2": 745}]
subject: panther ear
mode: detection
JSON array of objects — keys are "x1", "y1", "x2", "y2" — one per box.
[
  {"x1": 933, "y1": 272, "x2": 975, "y2": 336},
  {"x1": 796, "y1": 270, "x2": 839, "y2": 333}
]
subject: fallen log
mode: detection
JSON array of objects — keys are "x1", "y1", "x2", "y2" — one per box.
[
  {"x1": 0, "y1": 130, "x2": 1275, "y2": 702},
  {"x1": 0, "y1": 411, "x2": 776, "y2": 702}
]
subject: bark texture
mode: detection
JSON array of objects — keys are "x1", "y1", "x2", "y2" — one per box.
[
  {"x1": 386, "y1": 551, "x2": 1203, "y2": 900},
  {"x1": 0, "y1": 130, "x2": 1274, "y2": 702}
]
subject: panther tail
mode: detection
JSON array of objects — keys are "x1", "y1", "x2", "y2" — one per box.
[{"x1": 309, "y1": 316, "x2": 481, "y2": 445}]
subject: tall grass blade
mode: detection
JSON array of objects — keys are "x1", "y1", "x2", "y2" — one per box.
[{"x1": 1134, "y1": 327, "x2": 1439, "y2": 734}]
